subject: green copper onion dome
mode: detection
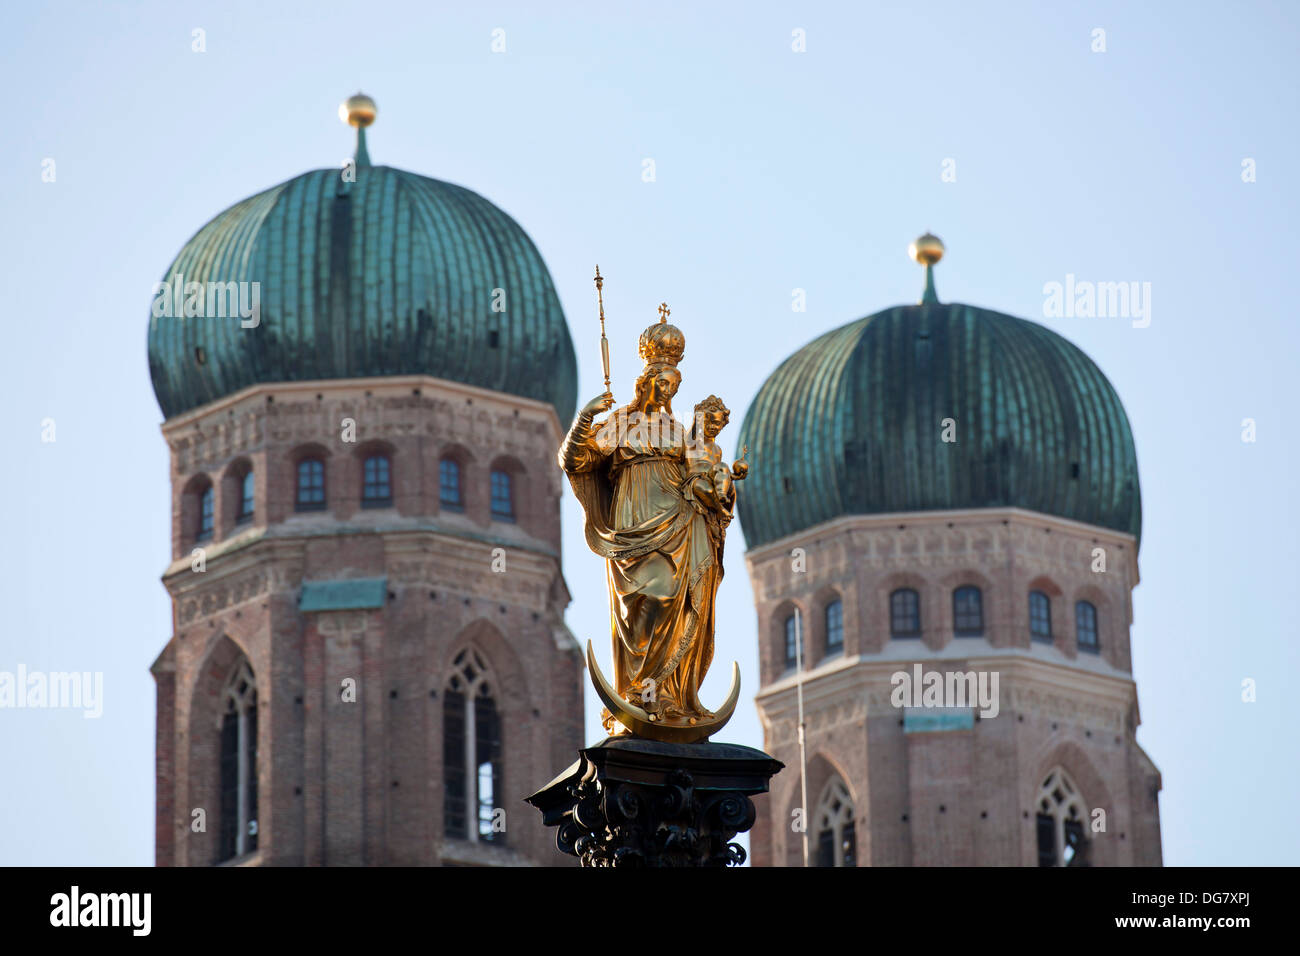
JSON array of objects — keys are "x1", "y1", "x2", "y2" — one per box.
[
  {"x1": 148, "y1": 94, "x2": 577, "y2": 421},
  {"x1": 736, "y1": 236, "x2": 1141, "y2": 550}
]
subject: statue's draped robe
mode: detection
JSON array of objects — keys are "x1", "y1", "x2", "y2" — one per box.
[{"x1": 560, "y1": 409, "x2": 723, "y2": 724}]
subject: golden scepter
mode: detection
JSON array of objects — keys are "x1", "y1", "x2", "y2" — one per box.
[{"x1": 594, "y1": 265, "x2": 611, "y2": 392}]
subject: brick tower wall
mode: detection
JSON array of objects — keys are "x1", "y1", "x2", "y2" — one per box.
[
  {"x1": 745, "y1": 508, "x2": 1162, "y2": 867},
  {"x1": 151, "y1": 375, "x2": 584, "y2": 866}
]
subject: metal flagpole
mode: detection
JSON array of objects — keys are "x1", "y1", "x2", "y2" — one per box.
[{"x1": 795, "y1": 606, "x2": 809, "y2": 867}]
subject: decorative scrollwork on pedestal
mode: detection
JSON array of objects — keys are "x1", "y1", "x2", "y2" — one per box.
[
  {"x1": 564, "y1": 772, "x2": 755, "y2": 867},
  {"x1": 528, "y1": 737, "x2": 782, "y2": 868}
]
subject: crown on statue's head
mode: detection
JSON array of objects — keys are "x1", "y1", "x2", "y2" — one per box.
[{"x1": 638, "y1": 302, "x2": 685, "y2": 367}]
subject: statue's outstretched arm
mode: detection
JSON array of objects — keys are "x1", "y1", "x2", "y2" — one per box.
[{"x1": 559, "y1": 392, "x2": 615, "y2": 473}]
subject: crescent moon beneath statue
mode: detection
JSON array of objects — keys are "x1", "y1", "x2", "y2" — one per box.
[{"x1": 586, "y1": 640, "x2": 741, "y2": 744}]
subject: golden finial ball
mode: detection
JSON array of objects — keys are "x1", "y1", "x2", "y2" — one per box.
[
  {"x1": 339, "y1": 92, "x2": 377, "y2": 128},
  {"x1": 909, "y1": 232, "x2": 945, "y2": 266}
]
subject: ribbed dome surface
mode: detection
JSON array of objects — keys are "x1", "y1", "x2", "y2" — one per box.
[
  {"x1": 736, "y1": 302, "x2": 1141, "y2": 550},
  {"x1": 147, "y1": 165, "x2": 577, "y2": 421}
]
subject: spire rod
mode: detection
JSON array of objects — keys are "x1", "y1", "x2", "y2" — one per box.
[
  {"x1": 922, "y1": 262, "x2": 938, "y2": 304},
  {"x1": 908, "y1": 232, "x2": 945, "y2": 305},
  {"x1": 355, "y1": 126, "x2": 371, "y2": 167}
]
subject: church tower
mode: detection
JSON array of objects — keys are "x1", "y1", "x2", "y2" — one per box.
[
  {"x1": 147, "y1": 95, "x2": 584, "y2": 866},
  {"x1": 736, "y1": 236, "x2": 1162, "y2": 867}
]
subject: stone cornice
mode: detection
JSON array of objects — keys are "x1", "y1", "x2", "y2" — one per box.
[
  {"x1": 754, "y1": 653, "x2": 1140, "y2": 745},
  {"x1": 161, "y1": 520, "x2": 561, "y2": 581},
  {"x1": 744, "y1": 507, "x2": 1140, "y2": 586},
  {"x1": 164, "y1": 524, "x2": 565, "y2": 623},
  {"x1": 160, "y1": 374, "x2": 564, "y2": 444},
  {"x1": 758, "y1": 637, "x2": 1133, "y2": 698},
  {"x1": 760, "y1": 651, "x2": 1137, "y2": 703}
]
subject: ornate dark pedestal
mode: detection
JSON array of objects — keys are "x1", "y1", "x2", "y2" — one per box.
[{"x1": 526, "y1": 736, "x2": 783, "y2": 867}]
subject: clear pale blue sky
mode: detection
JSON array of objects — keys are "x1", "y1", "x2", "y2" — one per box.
[{"x1": 1, "y1": 0, "x2": 1296, "y2": 866}]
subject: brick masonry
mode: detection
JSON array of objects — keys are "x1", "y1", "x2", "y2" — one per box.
[
  {"x1": 744, "y1": 508, "x2": 1162, "y2": 867},
  {"x1": 151, "y1": 375, "x2": 584, "y2": 866}
]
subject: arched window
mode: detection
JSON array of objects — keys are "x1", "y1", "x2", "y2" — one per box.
[
  {"x1": 1076, "y1": 601, "x2": 1099, "y2": 653},
  {"x1": 890, "y1": 588, "x2": 920, "y2": 638},
  {"x1": 236, "y1": 470, "x2": 254, "y2": 523},
  {"x1": 439, "y1": 458, "x2": 463, "y2": 510},
  {"x1": 1036, "y1": 768, "x2": 1089, "y2": 867},
  {"x1": 361, "y1": 454, "x2": 392, "y2": 507},
  {"x1": 218, "y1": 660, "x2": 258, "y2": 863},
  {"x1": 489, "y1": 469, "x2": 514, "y2": 521},
  {"x1": 196, "y1": 484, "x2": 214, "y2": 541},
  {"x1": 814, "y1": 777, "x2": 857, "y2": 867},
  {"x1": 1029, "y1": 590, "x2": 1052, "y2": 642},
  {"x1": 443, "y1": 648, "x2": 504, "y2": 845},
  {"x1": 824, "y1": 600, "x2": 844, "y2": 656},
  {"x1": 783, "y1": 614, "x2": 800, "y2": 670},
  {"x1": 953, "y1": 586, "x2": 983, "y2": 636},
  {"x1": 296, "y1": 458, "x2": 326, "y2": 511}
]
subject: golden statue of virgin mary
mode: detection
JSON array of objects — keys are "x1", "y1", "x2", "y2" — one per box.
[{"x1": 559, "y1": 304, "x2": 745, "y2": 743}]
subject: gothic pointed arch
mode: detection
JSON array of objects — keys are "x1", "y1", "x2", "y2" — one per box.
[
  {"x1": 1030, "y1": 740, "x2": 1113, "y2": 866},
  {"x1": 439, "y1": 620, "x2": 526, "y2": 848},
  {"x1": 813, "y1": 775, "x2": 858, "y2": 867},
  {"x1": 442, "y1": 645, "x2": 503, "y2": 845},
  {"x1": 782, "y1": 752, "x2": 858, "y2": 867},
  {"x1": 442, "y1": 618, "x2": 528, "y2": 704},
  {"x1": 185, "y1": 633, "x2": 260, "y2": 865},
  {"x1": 1035, "y1": 767, "x2": 1088, "y2": 867},
  {"x1": 217, "y1": 659, "x2": 259, "y2": 862}
]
